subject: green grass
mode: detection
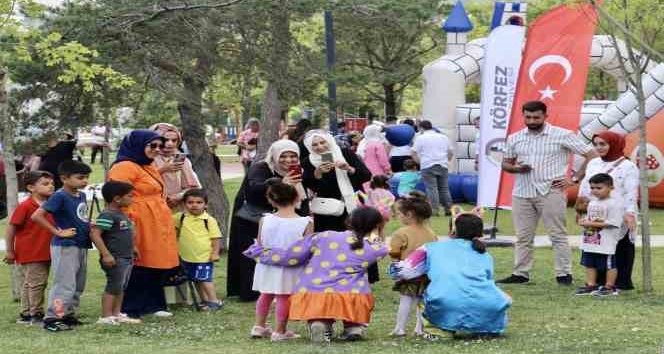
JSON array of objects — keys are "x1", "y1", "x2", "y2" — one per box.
[{"x1": 2, "y1": 160, "x2": 664, "y2": 353}]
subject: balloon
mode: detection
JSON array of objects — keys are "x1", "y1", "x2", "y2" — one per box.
[{"x1": 385, "y1": 124, "x2": 415, "y2": 147}]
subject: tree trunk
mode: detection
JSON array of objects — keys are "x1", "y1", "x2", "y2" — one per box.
[
  {"x1": 383, "y1": 83, "x2": 397, "y2": 118},
  {"x1": 256, "y1": 1, "x2": 291, "y2": 160},
  {"x1": 240, "y1": 71, "x2": 254, "y2": 128},
  {"x1": 178, "y1": 73, "x2": 230, "y2": 249},
  {"x1": 0, "y1": 69, "x2": 17, "y2": 216},
  {"x1": 635, "y1": 78, "x2": 652, "y2": 293},
  {"x1": 256, "y1": 82, "x2": 281, "y2": 160}
]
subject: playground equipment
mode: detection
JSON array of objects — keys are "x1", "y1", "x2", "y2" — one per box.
[{"x1": 422, "y1": 1, "x2": 664, "y2": 205}]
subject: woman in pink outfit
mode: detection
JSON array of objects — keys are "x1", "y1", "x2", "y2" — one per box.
[{"x1": 360, "y1": 125, "x2": 392, "y2": 187}]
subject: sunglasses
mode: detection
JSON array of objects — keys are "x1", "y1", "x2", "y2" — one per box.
[{"x1": 148, "y1": 142, "x2": 163, "y2": 150}]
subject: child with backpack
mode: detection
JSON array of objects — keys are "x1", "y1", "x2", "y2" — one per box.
[{"x1": 174, "y1": 189, "x2": 224, "y2": 310}]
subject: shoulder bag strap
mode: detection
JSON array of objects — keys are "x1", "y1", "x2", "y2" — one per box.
[{"x1": 605, "y1": 157, "x2": 626, "y2": 175}]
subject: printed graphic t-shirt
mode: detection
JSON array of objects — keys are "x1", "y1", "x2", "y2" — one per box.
[{"x1": 42, "y1": 189, "x2": 91, "y2": 249}]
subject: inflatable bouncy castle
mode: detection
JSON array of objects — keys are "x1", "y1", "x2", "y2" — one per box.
[{"x1": 422, "y1": 1, "x2": 664, "y2": 206}]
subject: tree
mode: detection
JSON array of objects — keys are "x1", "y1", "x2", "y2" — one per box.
[
  {"x1": 588, "y1": 0, "x2": 664, "y2": 293},
  {"x1": 332, "y1": 0, "x2": 443, "y2": 117}
]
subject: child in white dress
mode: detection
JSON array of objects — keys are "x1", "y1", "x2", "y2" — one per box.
[{"x1": 251, "y1": 181, "x2": 313, "y2": 341}]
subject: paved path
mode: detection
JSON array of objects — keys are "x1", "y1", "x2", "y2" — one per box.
[{"x1": 220, "y1": 161, "x2": 244, "y2": 180}]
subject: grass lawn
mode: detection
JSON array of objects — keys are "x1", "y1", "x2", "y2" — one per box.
[{"x1": 1, "y1": 157, "x2": 664, "y2": 353}]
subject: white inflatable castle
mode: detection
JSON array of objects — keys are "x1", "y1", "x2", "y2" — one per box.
[{"x1": 422, "y1": 1, "x2": 664, "y2": 177}]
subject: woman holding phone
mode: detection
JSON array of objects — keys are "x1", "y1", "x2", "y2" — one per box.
[
  {"x1": 227, "y1": 140, "x2": 308, "y2": 301},
  {"x1": 301, "y1": 130, "x2": 371, "y2": 230},
  {"x1": 150, "y1": 123, "x2": 201, "y2": 211}
]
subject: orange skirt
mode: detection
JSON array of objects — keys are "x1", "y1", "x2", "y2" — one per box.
[{"x1": 289, "y1": 292, "x2": 374, "y2": 324}]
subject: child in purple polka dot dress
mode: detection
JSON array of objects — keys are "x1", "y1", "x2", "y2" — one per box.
[
  {"x1": 250, "y1": 182, "x2": 314, "y2": 342},
  {"x1": 243, "y1": 206, "x2": 388, "y2": 343}
]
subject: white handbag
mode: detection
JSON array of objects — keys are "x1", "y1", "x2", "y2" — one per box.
[{"x1": 310, "y1": 197, "x2": 345, "y2": 216}]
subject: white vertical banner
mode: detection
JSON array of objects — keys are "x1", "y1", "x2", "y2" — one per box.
[{"x1": 477, "y1": 25, "x2": 525, "y2": 208}]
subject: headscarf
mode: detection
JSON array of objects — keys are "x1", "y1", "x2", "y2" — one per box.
[
  {"x1": 304, "y1": 129, "x2": 358, "y2": 213},
  {"x1": 357, "y1": 124, "x2": 383, "y2": 158},
  {"x1": 114, "y1": 130, "x2": 165, "y2": 166},
  {"x1": 265, "y1": 139, "x2": 300, "y2": 176},
  {"x1": 245, "y1": 118, "x2": 260, "y2": 130},
  {"x1": 593, "y1": 131, "x2": 626, "y2": 162},
  {"x1": 150, "y1": 123, "x2": 201, "y2": 196},
  {"x1": 150, "y1": 122, "x2": 182, "y2": 149},
  {"x1": 264, "y1": 139, "x2": 306, "y2": 204}
]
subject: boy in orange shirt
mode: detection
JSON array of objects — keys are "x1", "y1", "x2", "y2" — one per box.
[{"x1": 3, "y1": 171, "x2": 55, "y2": 325}]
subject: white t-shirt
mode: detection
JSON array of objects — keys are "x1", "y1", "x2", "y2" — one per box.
[
  {"x1": 390, "y1": 145, "x2": 412, "y2": 157},
  {"x1": 412, "y1": 130, "x2": 452, "y2": 170},
  {"x1": 580, "y1": 195, "x2": 624, "y2": 255}
]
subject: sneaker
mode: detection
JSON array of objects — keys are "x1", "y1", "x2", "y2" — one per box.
[
  {"x1": 270, "y1": 330, "x2": 301, "y2": 342},
  {"x1": 340, "y1": 326, "x2": 365, "y2": 341},
  {"x1": 96, "y1": 317, "x2": 119, "y2": 326},
  {"x1": 62, "y1": 315, "x2": 85, "y2": 326},
  {"x1": 309, "y1": 321, "x2": 332, "y2": 344},
  {"x1": 250, "y1": 325, "x2": 272, "y2": 339},
  {"x1": 556, "y1": 274, "x2": 573, "y2": 286},
  {"x1": 114, "y1": 313, "x2": 142, "y2": 324},
  {"x1": 592, "y1": 286, "x2": 619, "y2": 297},
  {"x1": 496, "y1": 275, "x2": 529, "y2": 284},
  {"x1": 43, "y1": 320, "x2": 72, "y2": 332},
  {"x1": 16, "y1": 314, "x2": 32, "y2": 325},
  {"x1": 204, "y1": 300, "x2": 224, "y2": 311},
  {"x1": 389, "y1": 329, "x2": 406, "y2": 337},
  {"x1": 152, "y1": 311, "x2": 173, "y2": 317},
  {"x1": 574, "y1": 284, "x2": 599, "y2": 296},
  {"x1": 30, "y1": 313, "x2": 45, "y2": 325}
]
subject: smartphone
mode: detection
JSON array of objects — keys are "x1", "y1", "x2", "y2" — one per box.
[
  {"x1": 288, "y1": 164, "x2": 302, "y2": 177},
  {"x1": 321, "y1": 152, "x2": 334, "y2": 163},
  {"x1": 173, "y1": 153, "x2": 186, "y2": 163}
]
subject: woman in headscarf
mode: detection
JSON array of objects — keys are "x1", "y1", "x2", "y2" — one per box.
[
  {"x1": 227, "y1": 139, "x2": 307, "y2": 301},
  {"x1": 150, "y1": 123, "x2": 201, "y2": 211},
  {"x1": 301, "y1": 130, "x2": 380, "y2": 283},
  {"x1": 577, "y1": 131, "x2": 638, "y2": 290},
  {"x1": 359, "y1": 124, "x2": 392, "y2": 182},
  {"x1": 108, "y1": 130, "x2": 179, "y2": 318}
]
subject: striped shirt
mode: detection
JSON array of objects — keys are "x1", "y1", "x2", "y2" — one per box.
[{"x1": 504, "y1": 123, "x2": 592, "y2": 198}]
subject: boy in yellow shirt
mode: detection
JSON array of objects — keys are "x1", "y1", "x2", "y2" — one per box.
[{"x1": 174, "y1": 189, "x2": 224, "y2": 310}]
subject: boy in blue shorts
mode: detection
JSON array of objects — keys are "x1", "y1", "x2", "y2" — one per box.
[
  {"x1": 32, "y1": 160, "x2": 92, "y2": 331},
  {"x1": 174, "y1": 189, "x2": 224, "y2": 311},
  {"x1": 575, "y1": 173, "x2": 624, "y2": 297}
]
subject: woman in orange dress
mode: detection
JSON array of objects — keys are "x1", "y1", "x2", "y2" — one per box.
[{"x1": 108, "y1": 130, "x2": 179, "y2": 318}]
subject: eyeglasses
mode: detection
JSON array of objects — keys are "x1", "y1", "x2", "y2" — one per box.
[{"x1": 148, "y1": 142, "x2": 163, "y2": 150}]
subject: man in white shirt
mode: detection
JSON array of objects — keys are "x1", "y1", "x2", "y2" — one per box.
[
  {"x1": 498, "y1": 100, "x2": 597, "y2": 285},
  {"x1": 412, "y1": 120, "x2": 454, "y2": 216}
]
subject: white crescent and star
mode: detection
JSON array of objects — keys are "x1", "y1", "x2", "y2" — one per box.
[{"x1": 527, "y1": 55, "x2": 573, "y2": 101}]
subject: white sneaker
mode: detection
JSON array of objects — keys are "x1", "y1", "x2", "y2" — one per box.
[
  {"x1": 114, "y1": 313, "x2": 142, "y2": 324},
  {"x1": 153, "y1": 311, "x2": 173, "y2": 317},
  {"x1": 96, "y1": 316, "x2": 119, "y2": 325},
  {"x1": 250, "y1": 325, "x2": 272, "y2": 338}
]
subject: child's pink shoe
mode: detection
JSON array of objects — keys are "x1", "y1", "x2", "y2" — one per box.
[
  {"x1": 250, "y1": 325, "x2": 272, "y2": 338},
  {"x1": 270, "y1": 330, "x2": 300, "y2": 342}
]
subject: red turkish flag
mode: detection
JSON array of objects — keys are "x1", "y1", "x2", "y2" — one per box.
[{"x1": 496, "y1": 3, "x2": 598, "y2": 208}]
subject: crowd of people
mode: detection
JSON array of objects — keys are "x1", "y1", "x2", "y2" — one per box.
[{"x1": 1, "y1": 99, "x2": 640, "y2": 343}]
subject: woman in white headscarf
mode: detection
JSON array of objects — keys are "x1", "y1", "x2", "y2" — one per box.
[
  {"x1": 227, "y1": 139, "x2": 307, "y2": 301},
  {"x1": 301, "y1": 129, "x2": 374, "y2": 281},
  {"x1": 359, "y1": 124, "x2": 391, "y2": 177}
]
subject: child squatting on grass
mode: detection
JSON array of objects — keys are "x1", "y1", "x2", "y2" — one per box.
[
  {"x1": 89, "y1": 181, "x2": 142, "y2": 325},
  {"x1": 244, "y1": 206, "x2": 388, "y2": 344},
  {"x1": 575, "y1": 173, "x2": 624, "y2": 297},
  {"x1": 391, "y1": 210, "x2": 511, "y2": 337},
  {"x1": 32, "y1": 160, "x2": 93, "y2": 332},
  {"x1": 3, "y1": 171, "x2": 56, "y2": 325},
  {"x1": 174, "y1": 189, "x2": 224, "y2": 310}
]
